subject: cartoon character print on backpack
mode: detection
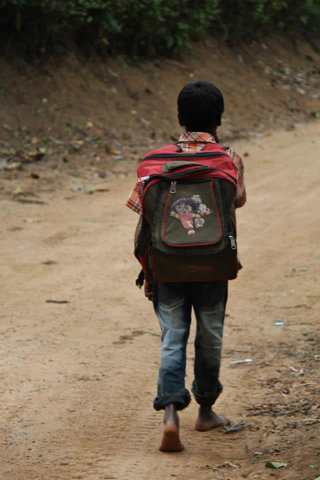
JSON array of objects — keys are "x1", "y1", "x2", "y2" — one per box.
[
  {"x1": 191, "y1": 195, "x2": 211, "y2": 228},
  {"x1": 170, "y1": 195, "x2": 211, "y2": 235},
  {"x1": 170, "y1": 198, "x2": 198, "y2": 235}
]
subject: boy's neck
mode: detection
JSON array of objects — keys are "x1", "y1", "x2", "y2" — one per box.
[{"x1": 184, "y1": 127, "x2": 217, "y2": 136}]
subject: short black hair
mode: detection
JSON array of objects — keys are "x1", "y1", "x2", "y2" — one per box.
[{"x1": 177, "y1": 81, "x2": 224, "y2": 131}]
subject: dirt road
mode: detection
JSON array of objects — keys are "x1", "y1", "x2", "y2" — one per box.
[{"x1": 0, "y1": 122, "x2": 319, "y2": 480}]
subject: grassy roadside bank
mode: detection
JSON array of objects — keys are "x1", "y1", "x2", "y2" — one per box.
[{"x1": 0, "y1": 35, "x2": 320, "y2": 194}]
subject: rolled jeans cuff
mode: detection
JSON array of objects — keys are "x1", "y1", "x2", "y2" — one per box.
[
  {"x1": 192, "y1": 382, "x2": 223, "y2": 407},
  {"x1": 153, "y1": 388, "x2": 191, "y2": 411}
]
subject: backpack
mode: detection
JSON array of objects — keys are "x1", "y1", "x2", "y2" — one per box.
[{"x1": 134, "y1": 142, "x2": 240, "y2": 284}]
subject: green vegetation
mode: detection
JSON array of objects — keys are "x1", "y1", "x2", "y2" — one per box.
[{"x1": 0, "y1": 0, "x2": 319, "y2": 58}]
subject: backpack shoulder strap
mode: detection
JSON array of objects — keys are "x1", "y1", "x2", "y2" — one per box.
[
  {"x1": 200, "y1": 142, "x2": 229, "y2": 154},
  {"x1": 143, "y1": 144, "x2": 180, "y2": 159}
]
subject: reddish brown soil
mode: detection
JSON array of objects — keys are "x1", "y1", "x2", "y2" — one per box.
[{"x1": 0, "y1": 36, "x2": 319, "y2": 480}]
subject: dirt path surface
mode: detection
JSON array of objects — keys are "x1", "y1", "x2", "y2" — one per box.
[{"x1": 1, "y1": 121, "x2": 319, "y2": 480}]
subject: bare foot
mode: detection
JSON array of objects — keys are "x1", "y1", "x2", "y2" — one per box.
[
  {"x1": 195, "y1": 406, "x2": 230, "y2": 432},
  {"x1": 159, "y1": 404, "x2": 184, "y2": 452}
]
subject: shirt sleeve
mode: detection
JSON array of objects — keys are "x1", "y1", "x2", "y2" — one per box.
[
  {"x1": 126, "y1": 182, "x2": 142, "y2": 215},
  {"x1": 226, "y1": 147, "x2": 247, "y2": 208}
]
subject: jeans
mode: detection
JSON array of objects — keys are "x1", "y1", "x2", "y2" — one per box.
[{"x1": 152, "y1": 281, "x2": 228, "y2": 411}]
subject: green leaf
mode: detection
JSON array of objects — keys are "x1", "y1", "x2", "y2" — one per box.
[
  {"x1": 11, "y1": 187, "x2": 24, "y2": 196},
  {"x1": 265, "y1": 461, "x2": 288, "y2": 469},
  {"x1": 310, "y1": 465, "x2": 319, "y2": 469}
]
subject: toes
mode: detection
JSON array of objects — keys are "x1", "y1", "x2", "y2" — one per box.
[{"x1": 221, "y1": 416, "x2": 231, "y2": 426}]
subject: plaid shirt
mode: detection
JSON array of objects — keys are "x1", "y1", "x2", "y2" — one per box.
[{"x1": 126, "y1": 132, "x2": 246, "y2": 214}]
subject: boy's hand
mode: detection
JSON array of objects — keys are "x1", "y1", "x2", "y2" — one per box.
[{"x1": 144, "y1": 280, "x2": 153, "y2": 301}]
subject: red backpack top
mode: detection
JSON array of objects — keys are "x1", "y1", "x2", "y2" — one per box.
[{"x1": 138, "y1": 143, "x2": 237, "y2": 197}]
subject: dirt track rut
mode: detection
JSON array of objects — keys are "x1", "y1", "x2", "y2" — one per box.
[{"x1": 0, "y1": 122, "x2": 319, "y2": 480}]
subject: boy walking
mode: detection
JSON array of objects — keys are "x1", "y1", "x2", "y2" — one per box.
[{"x1": 127, "y1": 81, "x2": 246, "y2": 451}]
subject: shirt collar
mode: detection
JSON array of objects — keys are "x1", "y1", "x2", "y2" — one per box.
[{"x1": 177, "y1": 131, "x2": 216, "y2": 143}]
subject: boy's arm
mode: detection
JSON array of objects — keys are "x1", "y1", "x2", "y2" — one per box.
[
  {"x1": 226, "y1": 147, "x2": 246, "y2": 208},
  {"x1": 128, "y1": 182, "x2": 154, "y2": 300},
  {"x1": 126, "y1": 182, "x2": 142, "y2": 215},
  {"x1": 144, "y1": 280, "x2": 153, "y2": 301},
  {"x1": 133, "y1": 215, "x2": 154, "y2": 300},
  {"x1": 235, "y1": 156, "x2": 246, "y2": 208}
]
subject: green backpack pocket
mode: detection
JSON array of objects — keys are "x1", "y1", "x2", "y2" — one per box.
[{"x1": 161, "y1": 179, "x2": 222, "y2": 247}]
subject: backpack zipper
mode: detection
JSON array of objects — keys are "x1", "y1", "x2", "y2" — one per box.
[
  {"x1": 142, "y1": 152, "x2": 229, "y2": 161},
  {"x1": 138, "y1": 166, "x2": 237, "y2": 187},
  {"x1": 137, "y1": 167, "x2": 209, "y2": 183},
  {"x1": 229, "y1": 235, "x2": 237, "y2": 250},
  {"x1": 170, "y1": 180, "x2": 176, "y2": 194}
]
